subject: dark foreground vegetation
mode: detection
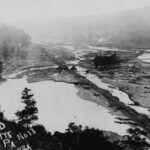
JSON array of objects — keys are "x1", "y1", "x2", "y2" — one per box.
[
  {"x1": 28, "y1": 123, "x2": 150, "y2": 150},
  {"x1": 0, "y1": 118, "x2": 149, "y2": 150},
  {"x1": 0, "y1": 88, "x2": 149, "y2": 150}
]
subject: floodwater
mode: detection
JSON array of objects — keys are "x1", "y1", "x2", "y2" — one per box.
[{"x1": 0, "y1": 77, "x2": 129, "y2": 135}]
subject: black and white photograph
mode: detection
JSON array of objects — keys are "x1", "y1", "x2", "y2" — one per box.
[{"x1": 0, "y1": 0, "x2": 150, "y2": 149}]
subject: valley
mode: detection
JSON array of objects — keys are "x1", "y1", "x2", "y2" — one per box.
[{"x1": 1, "y1": 42, "x2": 150, "y2": 139}]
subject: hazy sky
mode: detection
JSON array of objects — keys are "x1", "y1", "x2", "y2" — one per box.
[{"x1": 0, "y1": 0, "x2": 150, "y2": 22}]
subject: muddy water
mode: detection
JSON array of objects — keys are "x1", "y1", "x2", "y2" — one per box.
[{"x1": 0, "y1": 77, "x2": 128, "y2": 135}]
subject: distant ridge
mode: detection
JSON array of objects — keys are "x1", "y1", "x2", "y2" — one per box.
[{"x1": 10, "y1": 6, "x2": 150, "y2": 48}]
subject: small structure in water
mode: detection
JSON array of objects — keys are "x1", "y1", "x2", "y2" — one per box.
[
  {"x1": 93, "y1": 52, "x2": 120, "y2": 70},
  {"x1": 57, "y1": 64, "x2": 69, "y2": 71},
  {"x1": 70, "y1": 65, "x2": 77, "y2": 72}
]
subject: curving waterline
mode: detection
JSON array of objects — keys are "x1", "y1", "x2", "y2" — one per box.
[
  {"x1": 0, "y1": 76, "x2": 129, "y2": 135},
  {"x1": 76, "y1": 66, "x2": 150, "y2": 116},
  {"x1": 3, "y1": 65, "x2": 57, "y2": 78}
]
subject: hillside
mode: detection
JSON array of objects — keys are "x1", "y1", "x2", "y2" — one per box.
[
  {"x1": 0, "y1": 24, "x2": 31, "y2": 61},
  {"x1": 10, "y1": 6, "x2": 150, "y2": 48}
]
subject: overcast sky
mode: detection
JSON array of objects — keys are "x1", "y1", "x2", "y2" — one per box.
[{"x1": 0, "y1": 0, "x2": 150, "y2": 22}]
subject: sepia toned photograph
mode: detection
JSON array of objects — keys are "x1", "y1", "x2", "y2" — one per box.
[{"x1": 0, "y1": 0, "x2": 150, "y2": 149}]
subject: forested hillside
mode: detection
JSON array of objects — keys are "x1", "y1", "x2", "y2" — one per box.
[
  {"x1": 11, "y1": 6, "x2": 150, "y2": 48},
  {"x1": 0, "y1": 24, "x2": 31, "y2": 61}
]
